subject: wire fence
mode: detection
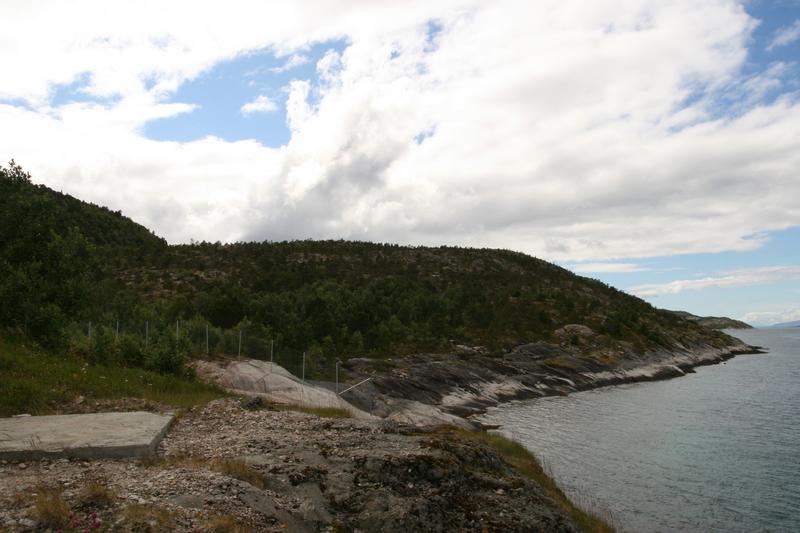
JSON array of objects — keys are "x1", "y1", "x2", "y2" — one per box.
[{"x1": 66, "y1": 319, "x2": 345, "y2": 382}]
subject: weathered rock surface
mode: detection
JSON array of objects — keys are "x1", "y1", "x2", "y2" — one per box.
[
  {"x1": 0, "y1": 399, "x2": 579, "y2": 532},
  {"x1": 340, "y1": 337, "x2": 762, "y2": 424},
  {"x1": 197, "y1": 334, "x2": 761, "y2": 431},
  {"x1": 193, "y1": 359, "x2": 375, "y2": 420}
]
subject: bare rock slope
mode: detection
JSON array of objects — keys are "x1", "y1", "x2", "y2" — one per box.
[{"x1": 0, "y1": 399, "x2": 580, "y2": 532}]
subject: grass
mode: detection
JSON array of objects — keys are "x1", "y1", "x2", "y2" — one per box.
[
  {"x1": 202, "y1": 514, "x2": 248, "y2": 532},
  {"x1": 141, "y1": 454, "x2": 267, "y2": 489},
  {"x1": 79, "y1": 480, "x2": 116, "y2": 508},
  {"x1": 210, "y1": 458, "x2": 267, "y2": 489},
  {"x1": 434, "y1": 427, "x2": 615, "y2": 533},
  {"x1": 240, "y1": 396, "x2": 351, "y2": 418},
  {"x1": 121, "y1": 503, "x2": 176, "y2": 532},
  {"x1": 0, "y1": 334, "x2": 227, "y2": 416},
  {"x1": 32, "y1": 485, "x2": 70, "y2": 529},
  {"x1": 274, "y1": 403, "x2": 352, "y2": 418}
]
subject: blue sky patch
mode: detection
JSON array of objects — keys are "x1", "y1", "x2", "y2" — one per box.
[{"x1": 143, "y1": 39, "x2": 348, "y2": 147}]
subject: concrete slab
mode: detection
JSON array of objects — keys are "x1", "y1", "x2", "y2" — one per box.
[{"x1": 0, "y1": 411, "x2": 173, "y2": 461}]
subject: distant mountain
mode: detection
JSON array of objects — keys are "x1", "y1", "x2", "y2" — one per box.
[
  {"x1": 667, "y1": 311, "x2": 752, "y2": 330},
  {"x1": 767, "y1": 320, "x2": 800, "y2": 328}
]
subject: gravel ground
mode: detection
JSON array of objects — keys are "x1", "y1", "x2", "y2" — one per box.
[{"x1": 0, "y1": 399, "x2": 578, "y2": 532}]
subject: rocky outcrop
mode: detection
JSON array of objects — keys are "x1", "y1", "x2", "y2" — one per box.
[
  {"x1": 193, "y1": 331, "x2": 762, "y2": 431},
  {"x1": 339, "y1": 337, "x2": 762, "y2": 425},
  {"x1": 192, "y1": 359, "x2": 375, "y2": 420},
  {"x1": 0, "y1": 400, "x2": 581, "y2": 532}
]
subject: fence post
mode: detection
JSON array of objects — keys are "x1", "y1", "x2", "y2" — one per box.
[{"x1": 336, "y1": 360, "x2": 340, "y2": 394}]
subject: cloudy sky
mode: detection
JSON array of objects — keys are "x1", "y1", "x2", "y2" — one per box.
[{"x1": 1, "y1": 0, "x2": 799, "y2": 325}]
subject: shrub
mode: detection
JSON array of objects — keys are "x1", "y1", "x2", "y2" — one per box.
[
  {"x1": 211, "y1": 458, "x2": 267, "y2": 489},
  {"x1": 80, "y1": 480, "x2": 116, "y2": 508},
  {"x1": 146, "y1": 332, "x2": 190, "y2": 375},
  {"x1": 32, "y1": 485, "x2": 70, "y2": 529},
  {"x1": 202, "y1": 514, "x2": 247, "y2": 532},
  {"x1": 122, "y1": 503, "x2": 176, "y2": 532}
]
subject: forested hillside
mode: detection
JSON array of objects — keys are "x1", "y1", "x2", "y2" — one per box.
[{"x1": 1, "y1": 162, "x2": 734, "y2": 380}]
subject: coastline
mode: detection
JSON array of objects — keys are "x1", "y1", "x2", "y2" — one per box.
[{"x1": 338, "y1": 340, "x2": 765, "y2": 430}]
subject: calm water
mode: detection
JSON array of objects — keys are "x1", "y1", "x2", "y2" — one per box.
[{"x1": 480, "y1": 329, "x2": 800, "y2": 532}]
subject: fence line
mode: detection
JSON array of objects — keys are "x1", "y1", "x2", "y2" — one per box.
[{"x1": 70, "y1": 318, "x2": 350, "y2": 382}]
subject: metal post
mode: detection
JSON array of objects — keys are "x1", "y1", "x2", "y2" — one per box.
[
  {"x1": 302, "y1": 351, "x2": 306, "y2": 383},
  {"x1": 238, "y1": 330, "x2": 242, "y2": 357},
  {"x1": 145, "y1": 321, "x2": 149, "y2": 349},
  {"x1": 205, "y1": 324, "x2": 209, "y2": 355}
]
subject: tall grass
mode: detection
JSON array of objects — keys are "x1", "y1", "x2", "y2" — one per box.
[{"x1": 0, "y1": 334, "x2": 226, "y2": 416}]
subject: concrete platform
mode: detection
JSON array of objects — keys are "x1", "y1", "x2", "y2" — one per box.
[{"x1": 0, "y1": 411, "x2": 173, "y2": 461}]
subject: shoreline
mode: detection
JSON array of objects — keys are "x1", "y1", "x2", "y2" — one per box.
[
  {"x1": 338, "y1": 341, "x2": 766, "y2": 430},
  {"x1": 472, "y1": 343, "x2": 764, "y2": 427},
  {"x1": 471, "y1": 344, "x2": 765, "y2": 427}
]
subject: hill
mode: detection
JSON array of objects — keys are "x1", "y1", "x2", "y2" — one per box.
[
  {"x1": 767, "y1": 320, "x2": 800, "y2": 328},
  {"x1": 0, "y1": 161, "x2": 164, "y2": 250},
  {"x1": 1, "y1": 162, "x2": 745, "y2": 384},
  {"x1": 667, "y1": 311, "x2": 752, "y2": 330}
]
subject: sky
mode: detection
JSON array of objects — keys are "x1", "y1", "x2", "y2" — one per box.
[{"x1": 0, "y1": 0, "x2": 798, "y2": 326}]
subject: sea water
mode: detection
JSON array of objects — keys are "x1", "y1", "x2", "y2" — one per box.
[{"x1": 480, "y1": 329, "x2": 800, "y2": 532}]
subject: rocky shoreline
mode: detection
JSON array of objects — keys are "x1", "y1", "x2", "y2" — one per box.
[
  {"x1": 0, "y1": 399, "x2": 589, "y2": 532},
  {"x1": 194, "y1": 333, "x2": 764, "y2": 431},
  {"x1": 0, "y1": 333, "x2": 761, "y2": 532},
  {"x1": 338, "y1": 338, "x2": 763, "y2": 429}
]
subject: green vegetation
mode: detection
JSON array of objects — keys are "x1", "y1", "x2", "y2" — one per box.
[
  {"x1": 437, "y1": 427, "x2": 615, "y2": 532},
  {"x1": 0, "y1": 335, "x2": 225, "y2": 416},
  {"x1": 0, "y1": 161, "x2": 736, "y2": 387}
]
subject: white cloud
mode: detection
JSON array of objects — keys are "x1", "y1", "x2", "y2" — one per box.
[
  {"x1": 0, "y1": 1, "x2": 799, "y2": 263},
  {"x1": 741, "y1": 308, "x2": 800, "y2": 326},
  {"x1": 270, "y1": 53, "x2": 310, "y2": 73},
  {"x1": 767, "y1": 19, "x2": 800, "y2": 50},
  {"x1": 568, "y1": 262, "x2": 650, "y2": 273},
  {"x1": 240, "y1": 95, "x2": 278, "y2": 115},
  {"x1": 629, "y1": 266, "x2": 800, "y2": 297}
]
